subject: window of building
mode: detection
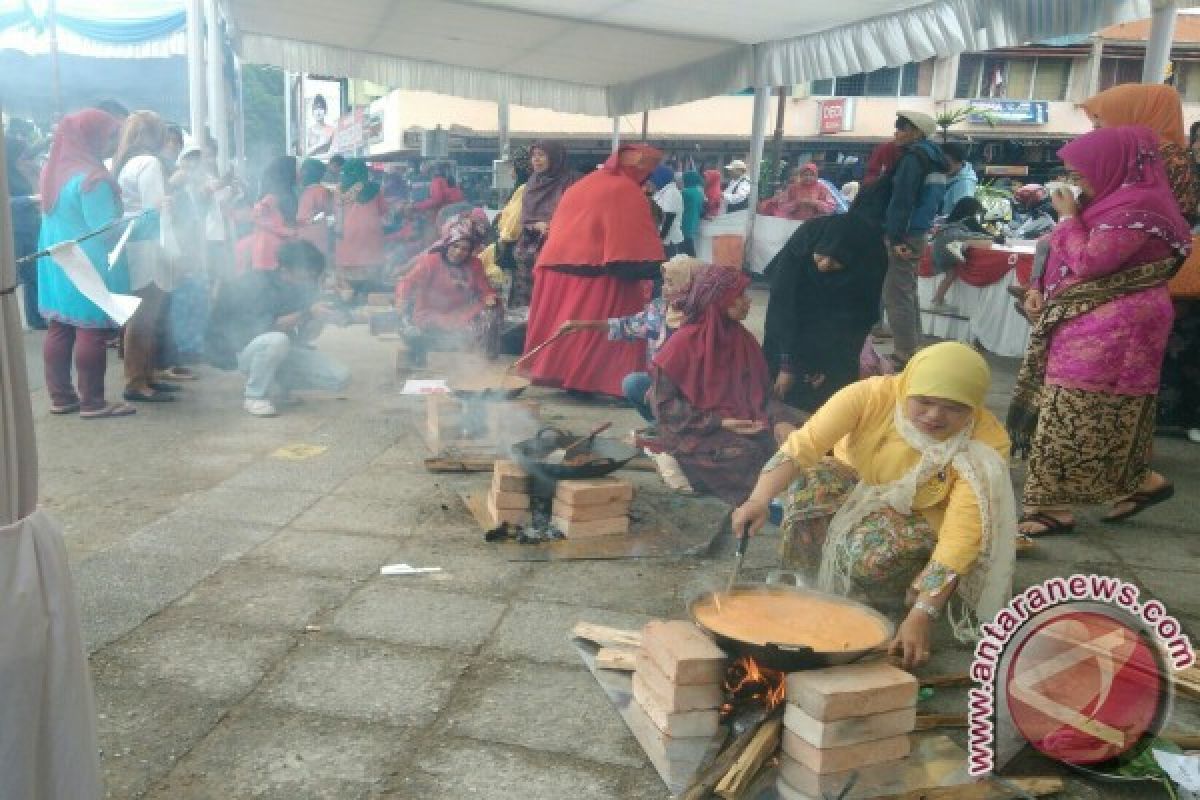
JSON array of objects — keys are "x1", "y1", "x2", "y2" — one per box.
[
  {"x1": 955, "y1": 54, "x2": 1073, "y2": 100},
  {"x1": 810, "y1": 61, "x2": 928, "y2": 97},
  {"x1": 1097, "y1": 57, "x2": 1144, "y2": 91},
  {"x1": 1175, "y1": 62, "x2": 1200, "y2": 103}
]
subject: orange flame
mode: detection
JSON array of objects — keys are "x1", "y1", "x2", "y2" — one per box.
[{"x1": 721, "y1": 656, "x2": 786, "y2": 717}]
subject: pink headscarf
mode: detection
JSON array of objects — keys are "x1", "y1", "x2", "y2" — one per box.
[
  {"x1": 1057, "y1": 125, "x2": 1191, "y2": 254},
  {"x1": 39, "y1": 109, "x2": 121, "y2": 214}
]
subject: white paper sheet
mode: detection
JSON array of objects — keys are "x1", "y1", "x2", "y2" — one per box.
[
  {"x1": 400, "y1": 379, "x2": 449, "y2": 395},
  {"x1": 1155, "y1": 750, "x2": 1200, "y2": 792},
  {"x1": 49, "y1": 241, "x2": 141, "y2": 325},
  {"x1": 107, "y1": 219, "x2": 136, "y2": 268}
]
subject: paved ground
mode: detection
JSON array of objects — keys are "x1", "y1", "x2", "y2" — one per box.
[{"x1": 22, "y1": 290, "x2": 1200, "y2": 799}]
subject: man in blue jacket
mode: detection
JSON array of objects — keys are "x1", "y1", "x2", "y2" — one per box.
[
  {"x1": 883, "y1": 111, "x2": 947, "y2": 366},
  {"x1": 940, "y1": 143, "x2": 978, "y2": 215}
]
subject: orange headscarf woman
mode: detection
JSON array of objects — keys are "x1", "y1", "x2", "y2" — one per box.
[{"x1": 1081, "y1": 84, "x2": 1198, "y2": 221}]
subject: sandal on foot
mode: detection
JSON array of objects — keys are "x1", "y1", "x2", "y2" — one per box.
[
  {"x1": 49, "y1": 402, "x2": 81, "y2": 415},
  {"x1": 1019, "y1": 512, "x2": 1076, "y2": 537},
  {"x1": 149, "y1": 381, "x2": 182, "y2": 392},
  {"x1": 124, "y1": 389, "x2": 176, "y2": 403},
  {"x1": 1103, "y1": 483, "x2": 1175, "y2": 523},
  {"x1": 80, "y1": 403, "x2": 136, "y2": 419},
  {"x1": 155, "y1": 367, "x2": 197, "y2": 381}
]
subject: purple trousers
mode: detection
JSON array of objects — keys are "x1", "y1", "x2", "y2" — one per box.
[{"x1": 43, "y1": 321, "x2": 111, "y2": 412}]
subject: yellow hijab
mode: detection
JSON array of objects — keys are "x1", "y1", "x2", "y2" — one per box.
[
  {"x1": 662, "y1": 255, "x2": 705, "y2": 328},
  {"x1": 852, "y1": 342, "x2": 994, "y2": 486}
]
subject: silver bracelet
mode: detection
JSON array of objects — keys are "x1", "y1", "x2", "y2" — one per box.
[{"x1": 914, "y1": 600, "x2": 941, "y2": 619}]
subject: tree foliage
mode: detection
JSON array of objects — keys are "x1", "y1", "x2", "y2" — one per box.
[{"x1": 242, "y1": 64, "x2": 284, "y2": 168}]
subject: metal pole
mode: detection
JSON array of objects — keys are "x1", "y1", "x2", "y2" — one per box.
[
  {"x1": 641, "y1": 111, "x2": 649, "y2": 141},
  {"x1": 1143, "y1": 0, "x2": 1179, "y2": 83},
  {"x1": 186, "y1": 0, "x2": 208, "y2": 146},
  {"x1": 769, "y1": 86, "x2": 787, "y2": 194},
  {"x1": 744, "y1": 86, "x2": 770, "y2": 264},
  {"x1": 234, "y1": 56, "x2": 247, "y2": 175},
  {"x1": 46, "y1": 0, "x2": 62, "y2": 118},
  {"x1": 283, "y1": 71, "x2": 294, "y2": 157},
  {"x1": 497, "y1": 95, "x2": 510, "y2": 161},
  {"x1": 204, "y1": 0, "x2": 229, "y2": 172},
  {"x1": 611, "y1": 116, "x2": 620, "y2": 153}
]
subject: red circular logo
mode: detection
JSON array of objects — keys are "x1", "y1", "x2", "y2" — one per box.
[{"x1": 1004, "y1": 609, "x2": 1166, "y2": 765}]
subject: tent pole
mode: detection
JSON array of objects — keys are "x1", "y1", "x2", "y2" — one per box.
[
  {"x1": 641, "y1": 111, "x2": 649, "y2": 141},
  {"x1": 769, "y1": 87, "x2": 787, "y2": 192},
  {"x1": 204, "y1": 0, "x2": 229, "y2": 172},
  {"x1": 744, "y1": 86, "x2": 770, "y2": 267},
  {"x1": 283, "y1": 71, "x2": 294, "y2": 156},
  {"x1": 46, "y1": 0, "x2": 62, "y2": 118},
  {"x1": 1143, "y1": 0, "x2": 1178, "y2": 83},
  {"x1": 186, "y1": 0, "x2": 208, "y2": 147},
  {"x1": 497, "y1": 95, "x2": 510, "y2": 161},
  {"x1": 611, "y1": 117, "x2": 620, "y2": 153},
  {"x1": 234, "y1": 56, "x2": 247, "y2": 175}
]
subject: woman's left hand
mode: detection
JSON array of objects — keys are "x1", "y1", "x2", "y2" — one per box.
[
  {"x1": 888, "y1": 609, "x2": 933, "y2": 670},
  {"x1": 484, "y1": 295, "x2": 498, "y2": 307},
  {"x1": 721, "y1": 418, "x2": 767, "y2": 436}
]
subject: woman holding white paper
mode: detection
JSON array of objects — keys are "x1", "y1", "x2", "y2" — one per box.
[{"x1": 36, "y1": 108, "x2": 136, "y2": 419}]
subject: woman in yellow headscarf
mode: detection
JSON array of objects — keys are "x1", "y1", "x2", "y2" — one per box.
[{"x1": 732, "y1": 342, "x2": 1017, "y2": 668}]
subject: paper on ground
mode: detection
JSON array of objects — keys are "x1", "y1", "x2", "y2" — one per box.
[
  {"x1": 107, "y1": 219, "x2": 136, "y2": 268},
  {"x1": 1155, "y1": 750, "x2": 1200, "y2": 793},
  {"x1": 380, "y1": 563, "x2": 443, "y2": 576},
  {"x1": 401, "y1": 379, "x2": 449, "y2": 395},
  {"x1": 50, "y1": 242, "x2": 140, "y2": 325}
]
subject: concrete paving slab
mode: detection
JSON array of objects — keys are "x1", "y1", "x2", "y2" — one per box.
[
  {"x1": 386, "y1": 737, "x2": 629, "y2": 800},
  {"x1": 361, "y1": 537, "x2": 534, "y2": 598},
  {"x1": 482, "y1": 599, "x2": 650, "y2": 666},
  {"x1": 90, "y1": 617, "x2": 294, "y2": 704},
  {"x1": 170, "y1": 487, "x2": 322, "y2": 527},
  {"x1": 253, "y1": 637, "x2": 461, "y2": 726},
  {"x1": 247, "y1": 529, "x2": 403, "y2": 580},
  {"x1": 330, "y1": 584, "x2": 506, "y2": 652},
  {"x1": 94, "y1": 680, "x2": 226, "y2": 800},
  {"x1": 442, "y1": 660, "x2": 647, "y2": 768},
  {"x1": 143, "y1": 707, "x2": 412, "y2": 800},
  {"x1": 515, "y1": 559, "x2": 700, "y2": 616},
  {"x1": 76, "y1": 546, "x2": 221, "y2": 653},
  {"x1": 289, "y1": 494, "x2": 422, "y2": 536},
  {"x1": 123, "y1": 514, "x2": 279, "y2": 565},
  {"x1": 170, "y1": 564, "x2": 354, "y2": 630}
]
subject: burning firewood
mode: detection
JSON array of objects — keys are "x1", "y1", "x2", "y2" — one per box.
[{"x1": 714, "y1": 716, "x2": 782, "y2": 799}]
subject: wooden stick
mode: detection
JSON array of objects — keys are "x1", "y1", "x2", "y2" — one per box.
[
  {"x1": 595, "y1": 647, "x2": 638, "y2": 672},
  {"x1": 915, "y1": 712, "x2": 967, "y2": 730},
  {"x1": 715, "y1": 717, "x2": 782, "y2": 799},
  {"x1": 510, "y1": 329, "x2": 568, "y2": 372},
  {"x1": 876, "y1": 776, "x2": 1064, "y2": 799},
  {"x1": 919, "y1": 672, "x2": 971, "y2": 689},
  {"x1": 680, "y1": 709, "x2": 776, "y2": 800},
  {"x1": 572, "y1": 622, "x2": 642, "y2": 648}
]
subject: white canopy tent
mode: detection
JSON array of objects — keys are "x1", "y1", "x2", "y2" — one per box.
[{"x1": 224, "y1": 0, "x2": 1159, "y2": 116}]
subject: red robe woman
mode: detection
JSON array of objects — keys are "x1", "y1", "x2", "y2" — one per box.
[
  {"x1": 248, "y1": 156, "x2": 298, "y2": 271},
  {"x1": 395, "y1": 210, "x2": 500, "y2": 366},
  {"x1": 335, "y1": 158, "x2": 386, "y2": 302},
  {"x1": 297, "y1": 157, "x2": 333, "y2": 260},
  {"x1": 521, "y1": 144, "x2": 666, "y2": 397}
]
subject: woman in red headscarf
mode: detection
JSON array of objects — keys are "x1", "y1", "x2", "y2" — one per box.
[
  {"x1": 702, "y1": 169, "x2": 723, "y2": 218},
  {"x1": 521, "y1": 143, "x2": 666, "y2": 396},
  {"x1": 395, "y1": 210, "x2": 499, "y2": 366},
  {"x1": 36, "y1": 108, "x2": 136, "y2": 418},
  {"x1": 650, "y1": 265, "x2": 798, "y2": 504}
]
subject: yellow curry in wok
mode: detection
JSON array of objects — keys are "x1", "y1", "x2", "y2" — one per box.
[{"x1": 693, "y1": 591, "x2": 888, "y2": 652}]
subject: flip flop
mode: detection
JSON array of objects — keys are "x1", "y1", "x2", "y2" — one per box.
[
  {"x1": 1019, "y1": 512, "x2": 1076, "y2": 537},
  {"x1": 155, "y1": 367, "x2": 198, "y2": 381},
  {"x1": 49, "y1": 402, "x2": 81, "y2": 415},
  {"x1": 149, "y1": 381, "x2": 182, "y2": 392},
  {"x1": 80, "y1": 403, "x2": 136, "y2": 419},
  {"x1": 1103, "y1": 482, "x2": 1175, "y2": 523},
  {"x1": 123, "y1": 390, "x2": 176, "y2": 403}
]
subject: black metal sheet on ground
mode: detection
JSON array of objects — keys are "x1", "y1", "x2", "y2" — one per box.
[
  {"x1": 576, "y1": 637, "x2": 976, "y2": 798},
  {"x1": 462, "y1": 491, "x2": 726, "y2": 561}
]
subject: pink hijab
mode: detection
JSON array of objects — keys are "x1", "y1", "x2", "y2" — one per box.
[{"x1": 1056, "y1": 125, "x2": 1191, "y2": 253}]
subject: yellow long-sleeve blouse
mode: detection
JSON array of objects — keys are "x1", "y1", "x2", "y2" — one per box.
[
  {"x1": 498, "y1": 184, "x2": 526, "y2": 243},
  {"x1": 780, "y1": 376, "x2": 1010, "y2": 575}
]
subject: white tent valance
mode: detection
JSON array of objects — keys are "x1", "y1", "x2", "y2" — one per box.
[{"x1": 225, "y1": 0, "x2": 1160, "y2": 116}]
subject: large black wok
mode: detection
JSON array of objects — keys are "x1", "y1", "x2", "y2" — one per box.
[
  {"x1": 687, "y1": 578, "x2": 895, "y2": 672},
  {"x1": 449, "y1": 374, "x2": 530, "y2": 402},
  {"x1": 511, "y1": 427, "x2": 638, "y2": 483}
]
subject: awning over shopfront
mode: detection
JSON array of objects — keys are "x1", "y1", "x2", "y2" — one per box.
[{"x1": 225, "y1": 0, "x2": 1160, "y2": 116}]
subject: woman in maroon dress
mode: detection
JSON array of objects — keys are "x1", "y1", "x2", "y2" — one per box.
[
  {"x1": 521, "y1": 143, "x2": 665, "y2": 396},
  {"x1": 651, "y1": 266, "x2": 798, "y2": 504}
]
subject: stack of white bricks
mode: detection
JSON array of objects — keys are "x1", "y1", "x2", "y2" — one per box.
[
  {"x1": 551, "y1": 478, "x2": 634, "y2": 538},
  {"x1": 776, "y1": 663, "x2": 918, "y2": 799},
  {"x1": 488, "y1": 460, "x2": 531, "y2": 527},
  {"x1": 632, "y1": 620, "x2": 727, "y2": 742}
]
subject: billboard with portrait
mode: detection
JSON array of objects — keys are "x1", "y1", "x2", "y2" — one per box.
[{"x1": 302, "y1": 77, "x2": 345, "y2": 157}]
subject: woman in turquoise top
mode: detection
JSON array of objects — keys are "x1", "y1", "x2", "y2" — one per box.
[
  {"x1": 37, "y1": 108, "x2": 135, "y2": 418},
  {"x1": 681, "y1": 170, "x2": 705, "y2": 257}
]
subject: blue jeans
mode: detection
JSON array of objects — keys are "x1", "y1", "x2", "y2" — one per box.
[
  {"x1": 622, "y1": 371, "x2": 654, "y2": 422},
  {"x1": 238, "y1": 332, "x2": 350, "y2": 399}
]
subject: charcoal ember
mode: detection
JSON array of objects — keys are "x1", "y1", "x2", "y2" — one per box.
[{"x1": 484, "y1": 523, "x2": 517, "y2": 542}]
